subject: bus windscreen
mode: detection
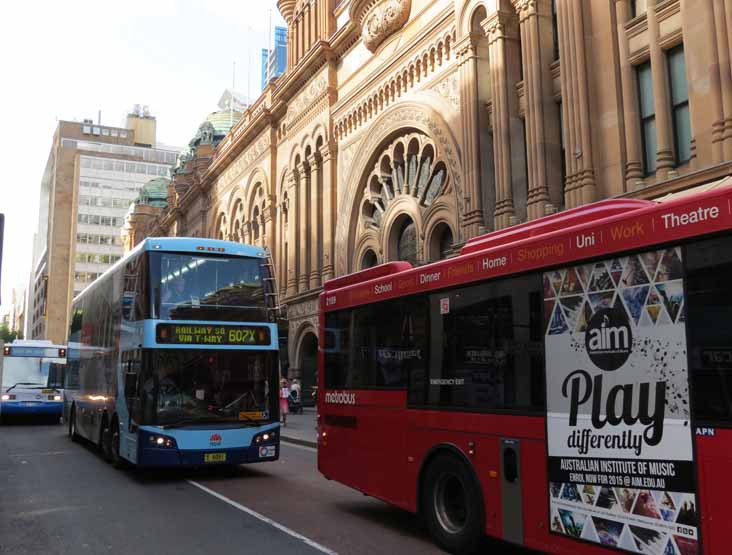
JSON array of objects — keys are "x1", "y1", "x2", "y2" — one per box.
[
  {"x1": 138, "y1": 350, "x2": 273, "y2": 427},
  {"x1": 150, "y1": 252, "x2": 266, "y2": 321},
  {"x1": 2, "y1": 357, "x2": 65, "y2": 389}
]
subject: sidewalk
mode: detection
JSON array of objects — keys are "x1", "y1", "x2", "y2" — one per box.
[{"x1": 280, "y1": 406, "x2": 317, "y2": 448}]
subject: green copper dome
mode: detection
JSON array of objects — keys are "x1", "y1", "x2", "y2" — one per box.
[
  {"x1": 206, "y1": 109, "x2": 243, "y2": 136},
  {"x1": 137, "y1": 177, "x2": 170, "y2": 208}
]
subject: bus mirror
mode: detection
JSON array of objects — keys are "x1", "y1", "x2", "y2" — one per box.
[{"x1": 125, "y1": 372, "x2": 138, "y2": 398}]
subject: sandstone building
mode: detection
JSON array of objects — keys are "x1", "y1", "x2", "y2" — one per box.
[{"x1": 123, "y1": 0, "x2": 732, "y2": 396}]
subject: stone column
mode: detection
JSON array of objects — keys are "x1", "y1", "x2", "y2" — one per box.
[
  {"x1": 615, "y1": 0, "x2": 644, "y2": 189},
  {"x1": 304, "y1": 3, "x2": 311, "y2": 53},
  {"x1": 712, "y1": 0, "x2": 732, "y2": 159},
  {"x1": 514, "y1": 0, "x2": 550, "y2": 220},
  {"x1": 311, "y1": 0, "x2": 319, "y2": 44},
  {"x1": 483, "y1": 11, "x2": 515, "y2": 229},
  {"x1": 455, "y1": 34, "x2": 484, "y2": 238},
  {"x1": 556, "y1": 0, "x2": 596, "y2": 207},
  {"x1": 308, "y1": 155, "x2": 321, "y2": 289},
  {"x1": 647, "y1": 1, "x2": 674, "y2": 179},
  {"x1": 286, "y1": 174, "x2": 298, "y2": 297},
  {"x1": 297, "y1": 162, "x2": 310, "y2": 293},
  {"x1": 320, "y1": 142, "x2": 336, "y2": 282}
]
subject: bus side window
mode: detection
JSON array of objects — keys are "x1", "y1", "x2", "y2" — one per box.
[
  {"x1": 325, "y1": 297, "x2": 428, "y2": 390},
  {"x1": 685, "y1": 236, "x2": 732, "y2": 423},
  {"x1": 416, "y1": 274, "x2": 544, "y2": 412}
]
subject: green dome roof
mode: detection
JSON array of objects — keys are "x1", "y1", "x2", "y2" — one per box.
[
  {"x1": 137, "y1": 177, "x2": 170, "y2": 208},
  {"x1": 206, "y1": 109, "x2": 243, "y2": 136}
]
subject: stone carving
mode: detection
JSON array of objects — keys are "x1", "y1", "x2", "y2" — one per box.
[
  {"x1": 361, "y1": 131, "x2": 449, "y2": 232},
  {"x1": 352, "y1": 0, "x2": 412, "y2": 53},
  {"x1": 217, "y1": 133, "x2": 272, "y2": 190},
  {"x1": 286, "y1": 77, "x2": 328, "y2": 128},
  {"x1": 430, "y1": 72, "x2": 459, "y2": 111},
  {"x1": 287, "y1": 298, "x2": 319, "y2": 320},
  {"x1": 334, "y1": 104, "x2": 464, "y2": 277}
]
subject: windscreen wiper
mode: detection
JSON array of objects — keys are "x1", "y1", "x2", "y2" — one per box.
[{"x1": 6, "y1": 382, "x2": 45, "y2": 392}]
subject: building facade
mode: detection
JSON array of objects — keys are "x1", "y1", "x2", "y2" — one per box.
[
  {"x1": 123, "y1": 0, "x2": 732, "y2": 394},
  {"x1": 28, "y1": 111, "x2": 178, "y2": 344}
]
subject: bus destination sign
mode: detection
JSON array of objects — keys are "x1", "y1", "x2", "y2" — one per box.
[{"x1": 156, "y1": 324, "x2": 271, "y2": 346}]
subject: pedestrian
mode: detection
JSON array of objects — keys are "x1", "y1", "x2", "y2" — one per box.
[
  {"x1": 289, "y1": 378, "x2": 301, "y2": 401},
  {"x1": 279, "y1": 378, "x2": 290, "y2": 427}
]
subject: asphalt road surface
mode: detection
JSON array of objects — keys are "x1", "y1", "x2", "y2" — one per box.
[{"x1": 0, "y1": 421, "x2": 534, "y2": 554}]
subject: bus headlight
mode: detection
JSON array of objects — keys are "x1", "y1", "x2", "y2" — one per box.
[
  {"x1": 53, "y1": 395, "x2": 62, "y2": 401},
  {"x1": 254, "y1": 430, "x2": 277, "y2": 444},
  {"x1": 1, "y1": 394, "x2": 9, "y2": 401},
  {"x1": 148, "y1": 434, "x2": 177, "y2": 449}
]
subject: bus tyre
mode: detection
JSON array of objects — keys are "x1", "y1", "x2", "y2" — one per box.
[
  {"x1": 100, "y1": 416, "x2": 113, "y2": 462},
  {"x1": 110, "y1": 418, "x2": 122, "y2": 468},
  {"x1": 422, "y1": 455, "x2": 484, "y2": 555},
  {"x1": 69, "y1": 407, "x2": 80, "y2": 442}
]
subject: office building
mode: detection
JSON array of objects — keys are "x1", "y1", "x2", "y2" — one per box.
[{"x1": 27, "y1": 108, "x2": 178, "y2": 343}]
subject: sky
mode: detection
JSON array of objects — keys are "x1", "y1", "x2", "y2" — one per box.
[{"x1": 0, "y1": 0, "x2": 285, "y2": 317}]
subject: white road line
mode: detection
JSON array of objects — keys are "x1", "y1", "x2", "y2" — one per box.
[
  {"x1": 8, "y1": 451, "x2": 71, "y2": 457},
  {"x1": 280, "y1": 440, "x2": 317, "y2": 453},
  {"x1": 187, "y1": 480, "x2": 339, "y2": 555}
]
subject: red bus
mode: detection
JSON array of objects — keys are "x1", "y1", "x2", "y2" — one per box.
[{"x1": 317, "y1": 180, "x2": 732, "y2": 555}]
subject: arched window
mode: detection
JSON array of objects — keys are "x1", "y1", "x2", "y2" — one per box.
[
  {"x1": 361, "y1": 249, "x2": 378, "y2": 269},
  {"x1": 428, "y1": 223, "x2": 454, "y2": 261},
  {"x1": 252, "y1": 207, "x2": 260, "y2": 243},
  {"x1": 396, "y1": 217, "x2": 417, "y2": 265}
]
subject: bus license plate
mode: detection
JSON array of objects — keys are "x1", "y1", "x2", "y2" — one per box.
[{"x1": 204, "y1": 453, "x2": 227, "y2": 463}]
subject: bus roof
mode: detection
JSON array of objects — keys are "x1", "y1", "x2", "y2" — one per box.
[
  {"x1": 322, "y1": 179, "x2": 732, "y2": 310},
  {"x1": 72, "y1": 237, "x2": 267, "y2": 304},
  {"x1": 141, "y1": 237, "x2": 267, "y2": 258}
]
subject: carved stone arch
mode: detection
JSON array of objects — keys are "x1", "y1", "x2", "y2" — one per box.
[
  {"x1": 423, "y1": 200, "x2": 458, "y2": 261},
  {"x1": 335, "y1": 98, "x2": 464, "y2": 276},
  {"x1": 229, "y1": 196, "x2": 246, "y2": 243},
  {"x1": 352, "y1": 230, "x2": 381, "y2": 271},
  {"x1": 290, "y1": 319, "x2": 318, "y2": 371},
  {"x1": 289, "y1": 145, "x2": 304, "y2": 173},
  {"x1": 456, "y1": 0, "x2": 491, "y2": 38},
  {"x1": 278, "y1": 166, "x2": 291, "y2": 198},
  {"x1": 213, "y1": 210, "x2": 228, "y2": 240},
  {"x1": 380, "y1": 196, "x2": 424, "y2": 264},
  {"x1": 311, "y1": 122, "x2": 328, "y2": 149}
]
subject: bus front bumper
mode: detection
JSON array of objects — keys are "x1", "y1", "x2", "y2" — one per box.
[
  {"x1": 0, "y1": 401, "x2": 63, "y2": 416},
  {"x1": 138, "y1": 443, "x2": 279, "y2": 467}
]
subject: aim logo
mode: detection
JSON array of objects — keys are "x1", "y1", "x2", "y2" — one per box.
[{"x1": 210, "y1": 433, "x2": 223, "y2": 447}]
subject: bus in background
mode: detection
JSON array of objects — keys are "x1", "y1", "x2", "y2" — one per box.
[
  {"x1": 318, "y1": 182, "x2": 732, "y2": 555},
  {"x1": 65, "y1": 237, "x2": 281, "y2": 468},
  {"x1": 1, "y1": 340, "x2": 66, "y2": 423}
]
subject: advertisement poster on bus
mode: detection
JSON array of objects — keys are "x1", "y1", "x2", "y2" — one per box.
[{"x1": 544, "y1": 247, "x2": 699, "y2": 555}]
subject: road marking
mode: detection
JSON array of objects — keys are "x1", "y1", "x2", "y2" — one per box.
[
  {"x1": 17, "y1": 506, "x2": 83, "y2": 518},
  {"x1": 187, "y1": 480, "x2": 339, "y2": 555},
  {"x1": 8, "y1": 451, "x2": 70, "y2": 457},
  {"x1": 281, "y1": 440, "x2": 317, "y2": 453}
]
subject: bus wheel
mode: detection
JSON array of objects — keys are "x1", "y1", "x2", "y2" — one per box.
[
  {"x1": 110, "y1": 418, "x2": 122, "y2": 468},
  {"x1": 100, "y1": 416, "x2": 112, "y2": 462},
  {"x1": 68, "y1": 406, "x2": 80, "y2": 442},
  {"x1": 422, "y1": 454, "x2": 484, "y2": 554}
]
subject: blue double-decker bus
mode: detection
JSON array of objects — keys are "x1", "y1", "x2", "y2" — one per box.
[{"x1": 64, "y1": 237, "x2": 281, "y2": 467}]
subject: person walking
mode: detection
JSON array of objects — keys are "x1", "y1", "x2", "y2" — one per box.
[{"x1": 279, "y1": 378, "x2": 290, "y2": 427}]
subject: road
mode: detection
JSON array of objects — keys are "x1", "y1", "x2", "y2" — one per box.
[{"x1": 0, "y1": 422, "x2": 532, "y2": 554}]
